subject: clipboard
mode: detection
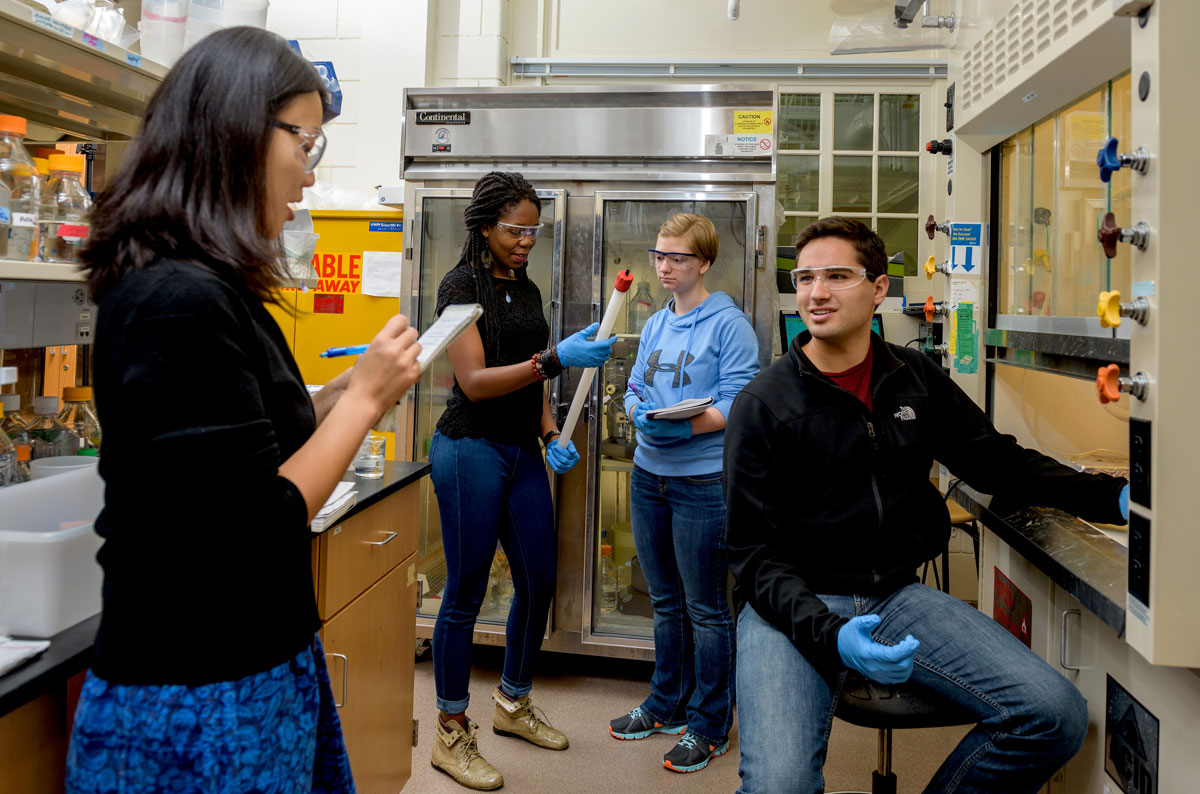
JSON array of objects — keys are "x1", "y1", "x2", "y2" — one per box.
[
  {"x1": 644, "y1": 396, "x2": 714, "y2": 421},
  {"x1": 418, "y1": 303, "x2": 483, "y2": 373}
]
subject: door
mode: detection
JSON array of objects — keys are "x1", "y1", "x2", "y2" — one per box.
[
  {"x1": 584, "y1": 191, "x2": 757, "y2": 647},
  {"x1": 408, "y1": 188, "x2": 565, "y2": 636}
]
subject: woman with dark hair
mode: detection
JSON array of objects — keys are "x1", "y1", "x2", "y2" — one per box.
[
  {"x1": 428, "y1": 171, "x2": 614, "y2": 789},
  {"x1": 65, "y1": 27, "x2": 422, "y2": 793}
]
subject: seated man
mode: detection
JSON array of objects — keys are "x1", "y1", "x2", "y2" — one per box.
[{"x1": 723, "y1": 217, "x2": 1128, "y2": 794}]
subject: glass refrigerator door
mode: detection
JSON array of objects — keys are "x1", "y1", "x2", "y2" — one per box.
[
  {"x1": 410, "y1": 188, "x2": 564, "y2": 632},
  {"x1": 585, "y1": 191, "x2": 756, "y2": 644}
]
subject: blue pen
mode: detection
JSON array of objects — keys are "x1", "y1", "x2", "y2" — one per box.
[{"x1": 319, "y1": 344, "x2": 369, "y2": 358}]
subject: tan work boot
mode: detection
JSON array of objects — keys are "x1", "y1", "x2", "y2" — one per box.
[
  {"x1": 491, "y1": 687, "x2": 569, "y2": 750},
  {"x1": 431, "y1": 717, "x2": 504, "y2": 790}
]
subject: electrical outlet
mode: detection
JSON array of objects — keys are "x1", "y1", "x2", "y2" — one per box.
[{"x1": 75, "y1": 323, "x2": 92, "y2": 342}]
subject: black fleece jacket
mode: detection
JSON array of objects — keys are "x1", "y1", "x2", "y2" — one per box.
[{"x1": 723, "y1": 331, "x2": 1127, "y2": 677}]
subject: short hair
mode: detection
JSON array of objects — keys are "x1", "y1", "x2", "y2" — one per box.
[
  {"x1": 84, "y1": 27, "x2": 329, "y2": 303},
  {"x1": 657, "y1": 213, "x2": 719, "y2": 264},
  {"x1": 793, "y1": 217, "x2": 887, "y2": 278}
]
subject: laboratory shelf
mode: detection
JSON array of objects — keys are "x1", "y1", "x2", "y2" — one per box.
[
  {"x1": 0, "y1": 0, "x2": 165, "y2": 141},
  {"x1": 0, "y1": 259, "x2": 85, "y2": 281}
]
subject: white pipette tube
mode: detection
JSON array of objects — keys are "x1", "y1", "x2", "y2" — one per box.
[{"x1": 557, "y1": 270, "x2": 633, "y2": 448}]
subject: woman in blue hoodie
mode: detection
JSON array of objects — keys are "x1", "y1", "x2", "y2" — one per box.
[{"x1": 608, "y1": 213, "x2": 760, "y2": 773}]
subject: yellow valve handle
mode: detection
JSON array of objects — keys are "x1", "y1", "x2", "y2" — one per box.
[
  {"x1": 1098, "y1": 290, "x2": 1122, "y2": 328},
  {"x1": 1033, "y1": 249, "x2": 1051, "y2": 269},
  {"x1": 925, "y1": 255, "x2": 936, "y2": 280}
]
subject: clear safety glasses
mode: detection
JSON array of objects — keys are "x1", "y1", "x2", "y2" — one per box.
[
  {"x1": 272, "y1": 120, "x2": 326, "y2": 173},
  {"x1": 790, "y1": 265, "x2": 873, "y2": 291},
  {"x1": 648, "y1": 249, "x2": 700, "y2": 270},
  {"x1": 495, "y1": 221, "x2": 545, "y2": 240}
]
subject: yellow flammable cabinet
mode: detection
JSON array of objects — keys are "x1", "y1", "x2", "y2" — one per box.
[
  {"x1": 268, "y1": 210, "x2": 407, "y2": 458},
  {"x1": 269, "y1": 210, "x2": 404, "y2": 384}
]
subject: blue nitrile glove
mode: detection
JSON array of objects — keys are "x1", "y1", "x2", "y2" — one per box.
[
  {"x1": 546, "y1": 439, "x2": 580, "y2": 474},
  {"x1": 555, "y1": 322, "x2": 616, "y2": 368},
  {"x1": 836, "y1": 615, "x2": 921, "y2": 684},
  {"x1": 1119, "y1": 483, "x2": 1130, "y2": 521},
  {"x1": 630, "y1": 402, "x2": 693, "y2": 442}
]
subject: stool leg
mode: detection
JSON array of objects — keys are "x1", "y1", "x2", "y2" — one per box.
[{"x1": 872, "y1": 729, "x2": 897, "y2": 794}]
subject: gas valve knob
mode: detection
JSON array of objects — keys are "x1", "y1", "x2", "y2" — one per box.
[
  {"x1": 924, "y1": 255, "x2": 951, "y2": 280},
  {"x1": 1097, "y1": 290, "x2": 1149, "y2": 328},
  {"x1": 1096, "y1": 136, "x2": 1150, "y2": 183},
  {"x1": 925, "y1": 214, "x2": 951, "y2": 240},
  {"x1": 1097, "y1": 212, "x2": 1149, "y2": 258},
  {"x1": 1096, "y1": 364, "x2": 1149, "y2": 404},
  {"x1": 925, "y1": 138, "x2": 953, "y2": 155},
  {"x1": 923, "y1": 296, "x2": 948, "y2": 322}
]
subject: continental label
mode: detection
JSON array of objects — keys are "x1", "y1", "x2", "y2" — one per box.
[{"x1": 415, "y1": 111, "x2": 470, "y2": 125}]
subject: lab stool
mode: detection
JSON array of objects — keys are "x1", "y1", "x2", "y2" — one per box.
[
  {"x1": 828, "y1": 671, "x2": 977, "y2": 794},
  {"x1": 832, "y1": 546, "x2": 977, "y2": 794}
]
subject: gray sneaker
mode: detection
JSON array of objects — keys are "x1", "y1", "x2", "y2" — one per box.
[{"x1": 608, "y1": 706, "x2": 687, "y2": 740}]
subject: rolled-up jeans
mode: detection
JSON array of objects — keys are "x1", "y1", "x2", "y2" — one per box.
[
  {"x1": 735, "y1": 583, "x2": 1088, "y2": 794},
  {"x1": 429, "y1": 432, "x2": 556, "y2": 713}
]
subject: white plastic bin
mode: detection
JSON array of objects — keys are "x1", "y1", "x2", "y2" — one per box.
[
  {"x1": 29, "y1": 455, "x2": 99, "y2": 480},
  {"x1": 183, "y1": 0, "x2": 269, "y2": 51},
  {"x1": 0, "y1": 464, "x2": 104, "y2": 638}
]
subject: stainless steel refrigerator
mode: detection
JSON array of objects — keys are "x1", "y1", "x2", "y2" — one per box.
[{"x1": 382, "y1": 84, "x2": 777, "y2": 659}]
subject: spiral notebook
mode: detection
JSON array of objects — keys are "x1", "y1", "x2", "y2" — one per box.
[
  {"x1": 418, "y1": 303, "x2": 483, "y2": 373},
  {"x1": 644, "y1": 396, "x2": 714, "y2": 421}
]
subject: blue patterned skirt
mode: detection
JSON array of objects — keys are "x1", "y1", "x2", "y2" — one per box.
[{"x1": 66, "y1": 635, "x2": 355, "y2": 794}]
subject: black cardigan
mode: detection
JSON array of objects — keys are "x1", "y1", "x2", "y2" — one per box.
[{"x1": 90, "y1": 259, "x2": 320, "y2": 685}]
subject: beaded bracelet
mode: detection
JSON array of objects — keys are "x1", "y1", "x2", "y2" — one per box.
[{"x1": 531, "y1": 352, "x2": 547, "y2": 381}]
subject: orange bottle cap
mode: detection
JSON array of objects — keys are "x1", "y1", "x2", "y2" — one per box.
[
  {"x1": 48, "y1": 154, "x2": 85, "y2": 174},
  {"x1": 33, "y1": 157, "x2": 49, "y2": 176},
  {"x1": 62, "y1": 386, "x2": 94, "y2": 402},
  {"x1": 0, "y1": 115, "x2": 27, "y2": 136}
]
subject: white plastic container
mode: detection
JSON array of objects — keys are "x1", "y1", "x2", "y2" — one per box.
[
  {"x1": 29, "y1": 455, "x2": 99, "y2": 480},
  {"x1": 140, "y1": 0, "x2": 189, "y2": 67},
  {"x1": 183, "y1": 0, "x2": 269, "y2": 51},
  {"x1": 0, "y1": 464, "x2": 104, "y2": 638}
]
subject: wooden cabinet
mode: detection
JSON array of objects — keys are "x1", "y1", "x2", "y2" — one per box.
[{"x1": 313, "y1": 482, "x2": 420, "y2": 794}]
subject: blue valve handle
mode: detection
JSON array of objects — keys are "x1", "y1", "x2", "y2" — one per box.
[{"x1": 1097, "y1": 137, "x2": 1121, "y2": 183}]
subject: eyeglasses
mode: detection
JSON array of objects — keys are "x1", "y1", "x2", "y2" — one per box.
[
  {"x1": 789, "y1": 265, "x2": 873, "y2": 291},
  {"x1": 648, "y1": 249, "x2": 700, "y2": 269},
  {"x1": 495, "y1": 221, "x2": 545, "y2": 240},
  {"x1": 271, "y1": 119, "x2": 326, "y2": 173}
]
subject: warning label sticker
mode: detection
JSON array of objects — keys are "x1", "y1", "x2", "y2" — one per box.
[
  {"x1": 705, "y1": 134, "x2": 773, "y2": 157},
  {"x1": 733, "y1": 110, "x2": 773, "y2": 134}
]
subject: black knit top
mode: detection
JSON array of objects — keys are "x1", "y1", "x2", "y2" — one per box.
[
  {"x1": 435, "y1": 262, "x2": 548, "y2": 447},
  {"x1": 90, "y1": 259, "x2": 319, "y2": 685}
]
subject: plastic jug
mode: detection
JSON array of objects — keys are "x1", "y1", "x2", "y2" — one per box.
[
  {"x1": 141, "y1": 0, "x2": 189, "y2": 67},
  {"x1": 0, "y1": 115, "x2": 40, "y2": 261}
]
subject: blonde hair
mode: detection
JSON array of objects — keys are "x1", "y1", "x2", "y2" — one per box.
[{"x1": 657, "y1": 213, "x2": 719, "y2": 265}]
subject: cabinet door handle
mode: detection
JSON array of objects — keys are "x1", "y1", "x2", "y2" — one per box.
[
  {"x1": 1059, "y1": 609, "x2": 1081, "y2": 672},
  {"x1": 366, "y1": 531, "x2": 398, "y2": 546},
  {"x1": 327, "y1": 652, "x2": 349, "y2": 707}
]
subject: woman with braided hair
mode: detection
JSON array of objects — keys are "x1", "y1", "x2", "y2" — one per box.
[{"x1": 428, "y1": 171, "x2": 615, "y2": 790}]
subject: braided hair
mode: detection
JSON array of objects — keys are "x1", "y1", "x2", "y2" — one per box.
[{"x1": 459, "y1": 171, "x2": 542, "y2": 358}]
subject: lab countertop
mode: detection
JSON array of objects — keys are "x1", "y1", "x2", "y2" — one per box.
[
  {"x1": 949, "y1": 482, "x2": 1127, "y2": 636},
  {"x1": 0, "y1": 460, "x2": 431, "y2": 720}
]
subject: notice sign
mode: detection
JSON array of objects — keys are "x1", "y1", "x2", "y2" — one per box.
[
  {"x1": 993, "y1": 567, "x2": 1032, "y2": 648},
  {"x1": 1105, "y1": 675, "x2": 1159, "y2": 794},
  {"x1": 733, "y1": 110, "x2": 773, "y2": 134},
  {"x1": 950, "y1": 223, "x2": 983, "y2": 274},
  {"x1": 705, "y1": 134, "x2": 772, "y2": 157}
]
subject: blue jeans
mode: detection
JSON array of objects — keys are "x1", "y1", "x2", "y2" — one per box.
[
  {"x1": 429, "y1": 432, "x2": 556, "y2": 713},
  {"x1": 630, "y1": 465, "x2": 735, "y2": 746},
  {"x1": 735, "y1": 584, "x2": 1088, "y2": 794}
]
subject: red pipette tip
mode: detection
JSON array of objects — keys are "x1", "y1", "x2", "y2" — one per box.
[{"x1": 615, "y1": 270, "x2": 634, "y2": 292}]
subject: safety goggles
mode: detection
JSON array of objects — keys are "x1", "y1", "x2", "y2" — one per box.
[
  {"x1": 648, "y1": 249, "x2": 700, "y2": 269},
  {"x1": 495, "y1": 221, "x2": 545, "y2": 240},
  {"x1": 271, "y1": 119, "x2": 326, "y2": 173},
  {"x1": 789, "y1": 265, "x2": 873, "y2": 291}
]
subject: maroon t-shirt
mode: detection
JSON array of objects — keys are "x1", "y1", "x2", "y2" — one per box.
[{"x1": 822, "y1": 343, "x2": 874, "y2": 412}]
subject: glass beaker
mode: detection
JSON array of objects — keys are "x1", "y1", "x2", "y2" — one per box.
[{"x1": 353, "y1": 434, "x2": 385, "y2": 479}]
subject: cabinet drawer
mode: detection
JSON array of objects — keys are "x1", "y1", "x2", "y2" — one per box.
[{"x1": 316, "y1": 484, "x2": 417, "y2": 619}]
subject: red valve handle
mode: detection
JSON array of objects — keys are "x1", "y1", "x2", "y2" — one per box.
[
  {"x1": 925, "y1": 214, "x2": 938, "y2": 240},
  {"x1": 1097, "y1": 212, "x2": 1121, "y2": 259},
  {"x1": 1096, "y1": 364, "x2": 1121, "y2": 404}
]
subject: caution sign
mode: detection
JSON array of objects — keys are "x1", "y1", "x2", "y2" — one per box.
[{"x1": 734, "y1": 110, "x2": 773, "y2": 134}]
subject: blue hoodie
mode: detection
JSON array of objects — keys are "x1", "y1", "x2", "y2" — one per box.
[{"x1": 625, "y1": 291, "x2": 760, "y2": 476}]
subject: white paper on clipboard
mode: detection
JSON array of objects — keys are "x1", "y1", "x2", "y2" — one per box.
[{"x1": 417, "y1": 304, "x2": 483, "y2": 372}]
